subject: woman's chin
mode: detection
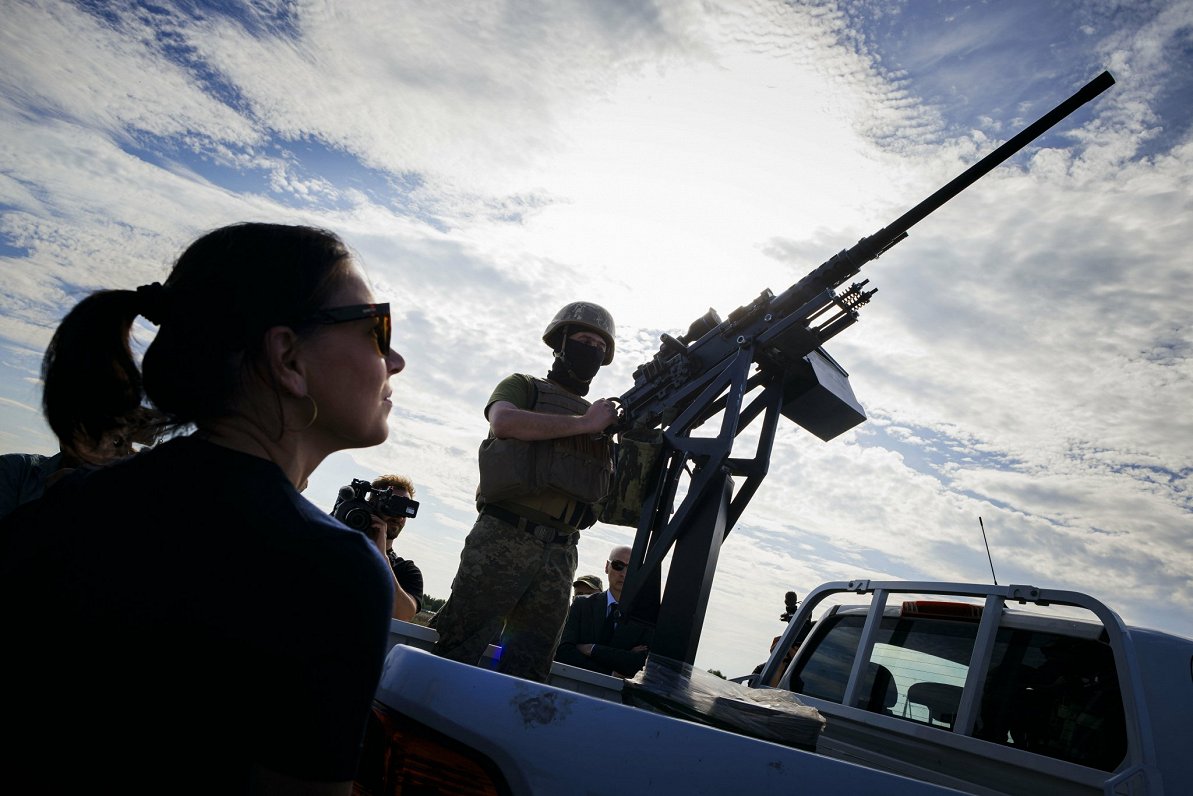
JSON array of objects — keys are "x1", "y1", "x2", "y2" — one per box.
[{"x1": 328, "y1": 424, "x2": 390, "y2": 452}]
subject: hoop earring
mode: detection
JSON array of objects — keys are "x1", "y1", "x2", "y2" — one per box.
[{"x1": 298, "y1": 395, "x2": 319, "y2": 431}]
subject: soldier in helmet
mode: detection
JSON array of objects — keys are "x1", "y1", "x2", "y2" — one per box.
[{"x1": 431, "y1": 301, "x2": 619, "y2": 681}]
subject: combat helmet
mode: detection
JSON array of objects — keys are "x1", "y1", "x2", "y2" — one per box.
[{"x1": 542, "y1": 301, "x2": 615, "y2": 365}]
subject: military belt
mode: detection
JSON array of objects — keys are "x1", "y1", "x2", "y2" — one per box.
[{"x1": 481, "y1": 504, "x2": 576, "y2": 545}]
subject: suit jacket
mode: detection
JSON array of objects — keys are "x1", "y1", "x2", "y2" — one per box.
[{"x1": 554, "y1": 591, "x2": 652, "y2": 677}]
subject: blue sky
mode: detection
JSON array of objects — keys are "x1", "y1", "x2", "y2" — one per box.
[{"x1": 2, "y1": 0, "x2": 1191, "y2": 677}]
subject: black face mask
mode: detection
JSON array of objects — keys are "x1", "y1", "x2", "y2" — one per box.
[{"x1": 547, "y1": 337, "x2": 604, "y2": 395}]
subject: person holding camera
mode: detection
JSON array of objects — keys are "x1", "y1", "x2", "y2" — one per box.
[
  {"x1": 0, "y1": 223, "x2": 404, "y2": 795},
  {"x1": 331, "y1": 474, "x2": 423, "y2": 621},
  {"x1": 367, "y1": 474, "x2": 424, "y2": 621},
  {"x1": 431, "y1": 301, "x2": 619, "y2": 682}
]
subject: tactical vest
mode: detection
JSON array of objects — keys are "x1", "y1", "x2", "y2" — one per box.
[{"x1": 476, "y1": 377, "x2": 613, "y2": 508}]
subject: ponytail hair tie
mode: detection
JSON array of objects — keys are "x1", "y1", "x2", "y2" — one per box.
[{"x1": 135, "y1": 282, "x2": 169, "y2": 325}]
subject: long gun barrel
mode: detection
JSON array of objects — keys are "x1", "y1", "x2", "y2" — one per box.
[{"x1": 620, "y1": 70, "x2": 1115, "y2": 433}]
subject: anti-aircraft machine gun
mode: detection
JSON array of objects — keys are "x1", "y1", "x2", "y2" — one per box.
[{"x1": 611, "y1": 71, "x2": 1116, "y2": 665}]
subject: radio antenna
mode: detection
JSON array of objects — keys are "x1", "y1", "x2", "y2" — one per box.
[{"x1": 979, "y1": 516, "x2": 998, "y2": 585}]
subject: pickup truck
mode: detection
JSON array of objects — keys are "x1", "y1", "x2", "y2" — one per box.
[{"x1": 352, "y1": 578, "x2": 1191, "y2": 795}]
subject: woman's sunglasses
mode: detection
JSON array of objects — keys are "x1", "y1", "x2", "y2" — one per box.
[{"x1": 304, "y1": 303, "x2": 391, "y2": 357}]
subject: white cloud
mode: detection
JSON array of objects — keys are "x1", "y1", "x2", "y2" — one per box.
[{"x1": 1, "y1": 0, "x2": 260, "y2": 145}]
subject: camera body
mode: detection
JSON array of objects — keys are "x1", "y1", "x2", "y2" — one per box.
[{"x1": 332, "y1": 478, "x2": 419, "y2": 534}]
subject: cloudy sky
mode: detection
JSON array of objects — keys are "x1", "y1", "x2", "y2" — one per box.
[{"x1": 2, "y1": 0, "x2": 1191, "y2": 678}]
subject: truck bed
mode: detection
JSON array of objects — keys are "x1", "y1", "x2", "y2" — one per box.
[{"x1": 370, "y1": 643, "x2": 967, "y2": 795}]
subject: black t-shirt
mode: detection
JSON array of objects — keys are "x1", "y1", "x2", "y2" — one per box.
[{"x1": 0, "y1": 436, "x2": 394, "y2": 793}]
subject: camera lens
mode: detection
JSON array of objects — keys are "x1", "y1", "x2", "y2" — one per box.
[{"x1": 342, "y1": 507, "x2": 372, "y2": 531}]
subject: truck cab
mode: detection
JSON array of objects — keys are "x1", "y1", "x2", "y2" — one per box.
[{"x1": 754, "y1": 580, "x2": 1193, "y2": 795}]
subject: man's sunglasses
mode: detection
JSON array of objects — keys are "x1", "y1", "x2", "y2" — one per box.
[
  {"x1": 608, "y1": 560, "x2": 628, "y2": 572},
  {"x1": 304, "y1": 303, "x2": 391, "y2": 356}
]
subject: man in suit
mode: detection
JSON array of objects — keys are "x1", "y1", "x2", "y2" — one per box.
[{"x1": 555, "y1": 545, "x2": 652, "y2": 677}]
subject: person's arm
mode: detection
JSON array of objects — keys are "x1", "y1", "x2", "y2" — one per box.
[
  {"x1": 390, "y1": 582, "x2": 419, "y2": 622},
  {"x1": 589, "y1": 643, "x2": 649, "y2": 678},
  {"x1": 589, "y1": 623, "x2": 651, "y2": 677},
  {"x1": 391, "y1": 557, "x2": 424, "y2": 615},
  {"x1": 554, "y1": 601, "x2": 599, "y2": 670},
  {"x1": 368, "y1": 516, "x2": 419, "y2": 621},
  {"x1": 488, "y1": 398, "x2": 616, "y2": 441}
]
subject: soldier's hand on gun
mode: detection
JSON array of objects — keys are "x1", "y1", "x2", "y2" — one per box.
[{"x1": 584, "y1": 397, "x2": 619, "y2": 434}]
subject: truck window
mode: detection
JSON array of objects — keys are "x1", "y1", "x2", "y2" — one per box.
[
  {"x1": 788, "y1": 614, "x2": 863, "y2": 704},
  {"x1": 790, "y1": 612, "x2": 977, "y2": 730},
  {"x1": 787, "y1": 611, "x2": 1128, "y2": 772},
  {"x1": 978, "y1": 628, "x2": 1126, "y2": 771},
  {"x1": 873, "y1": 644, "x2": 967, "y2": 725}
]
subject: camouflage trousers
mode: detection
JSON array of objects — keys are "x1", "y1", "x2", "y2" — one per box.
[{"x1": 431, "y1": 512, "x2": 578, "y2": 682}]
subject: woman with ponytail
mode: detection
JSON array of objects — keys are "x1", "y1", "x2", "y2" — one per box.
[{"x1": 0, "y1": 222, "x2": 405, "y2": 795}]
